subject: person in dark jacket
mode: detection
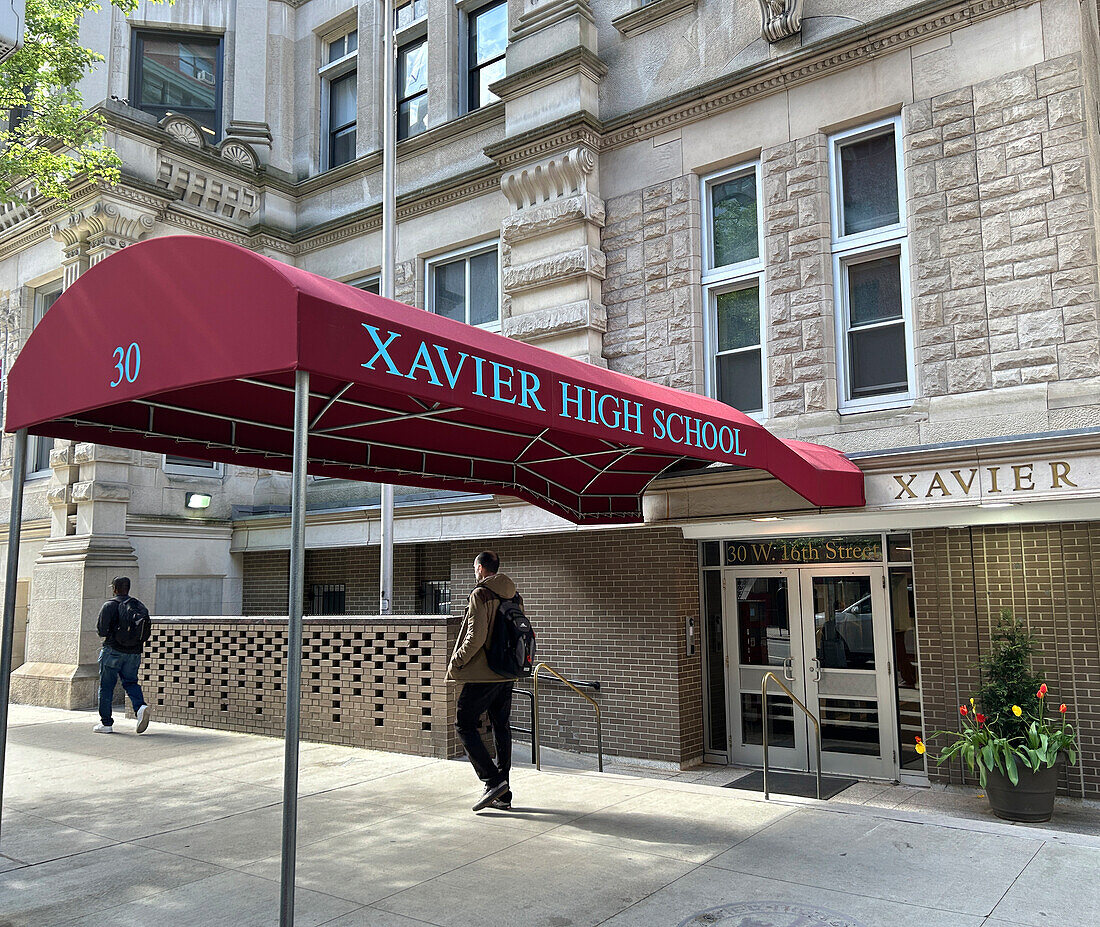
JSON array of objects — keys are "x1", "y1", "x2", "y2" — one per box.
[
  {"x1": 448, "y1": 550, "x2": 518, "y2": 811},
  {"x1": 94, "y1": 576, "x2": 152, "y2": 734}
]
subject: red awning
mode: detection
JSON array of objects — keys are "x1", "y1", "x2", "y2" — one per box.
[{"x1": 5, "y1": 236, "x2": 863, "y2": 523}]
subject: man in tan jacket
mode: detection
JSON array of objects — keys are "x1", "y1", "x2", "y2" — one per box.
[{"x1": 448, "y1": 550, "x2": 518, "y2": 811}]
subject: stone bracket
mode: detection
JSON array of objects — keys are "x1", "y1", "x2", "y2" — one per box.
[
  {"x1": 759, "y1": 0, "x2": 805, "y2": 43},
  {"x1": 500, "y1": 146, "x2": 598, "y2": 211}
]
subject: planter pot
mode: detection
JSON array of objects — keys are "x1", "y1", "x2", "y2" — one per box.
[{"x1": 984, "y1": 761, "x2": 1060, "y2": 823}]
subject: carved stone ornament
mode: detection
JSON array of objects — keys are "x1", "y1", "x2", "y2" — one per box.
[
  {"x1": 219, "y1": 139, "x2": 259, "y2": 171},
  {"x1": 500, "y1": 146, "x2": 597, "y2": 211},
  {"x1": 161, "y1": 114, "x2": 206, "y2": 149},
  {"x1": 759, "y1": 0, "x2": 804, "y2": 43}
]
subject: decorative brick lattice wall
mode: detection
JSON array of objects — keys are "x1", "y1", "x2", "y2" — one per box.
[
  {"x1": 140, "y1": 617, "x2": 460, "y2": 757},
  {"x1": 913, "y1": 523, "x2": 1100, "y2": 798}
]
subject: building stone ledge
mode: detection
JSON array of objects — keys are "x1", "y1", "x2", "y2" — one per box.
[
  {"x1": 490, "y1": 47, "x2": 607, "y2": 102},
  {"x1": 502, "y1": 192, "x2": 604, "y2": 239},
  {"x1": 503, "y1": 301, "x2": 608, "y2": 342},
  {"x1": 612, "y1": 0, "x2": 697, "y2": 38},
  {"x1": 503, "y1": 246, "x2": 606, "y2": 292}
]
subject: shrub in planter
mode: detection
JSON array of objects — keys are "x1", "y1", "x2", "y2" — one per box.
[{"x1": 921, "y1": 614, "x2": 1078, "y2": 822}]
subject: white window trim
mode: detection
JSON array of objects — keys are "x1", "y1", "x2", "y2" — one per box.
[
  {"x1": 348, "y1": 273, "x2": 381, "y2": 292},
  {"x1": 318, "y1": 26, "x2": 358, "y2": 173},
  {"x1": 701, "y1": 161, "x2": 767, "y2": 420},
  {"x1": 26, "y1": 281, "x2": 64, "y2": 480},
  {"x1": 163, "y1": 455, "x2": 226, "y2": 479},
  {"x1": 828, "y1": 116, "x2": 914, "y2": 413},
  {"x1": 425, "y1": 240, "x2": 502, "y2": 331}
]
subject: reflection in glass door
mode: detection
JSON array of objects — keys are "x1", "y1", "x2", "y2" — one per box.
[
  {"x1": 801, "y1": 568, "x2": 895, "y2": 778},
  {"x1": 726, "y1": 571, "x2": 808, "y2": 769}
]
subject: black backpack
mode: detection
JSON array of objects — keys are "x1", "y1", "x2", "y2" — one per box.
[
  {"x1": 114, "y1": 596, "x2": 151, "y2": 649},
  {"x1": 484, "y1": 590, "x2": 536, "y2": 678}
]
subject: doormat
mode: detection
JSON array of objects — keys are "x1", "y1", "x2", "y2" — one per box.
[{"x1": 722, "y1": 770, "x2": 858, "y2": 800}]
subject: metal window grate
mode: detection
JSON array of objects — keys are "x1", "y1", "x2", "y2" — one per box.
[
  {"x1": 309, "y1": 584, "x2": 346, "y2": 616},
  {"x1": 421, "y1": 581, "x2": 450, "y2": 615}
]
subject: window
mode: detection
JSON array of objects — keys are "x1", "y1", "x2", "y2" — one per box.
[
  {"x1": 427, "y1": 243, "x2": 500, "y2": 329},
  {"x1": 350, "y1": 275, "x2": 380, "y2": 294},
  {"x1": 163, "y1": 454, "x2": 224, "y2": 477},
  {"x1": 420, "y1": 580, "x2": 451, "y2": 615},
  {"x1": 467, "y1": 1, "x2": 506, "y2": 112},
  {"x1": 702, "y1": 163, "x2": 765, "y2": 416},
  {"x1": 309, "y1": 584, "x2": 346, "y2": 616},
  {"x1": 320, "y1": 26, "x2": 358, "y2": 170},
  {"x1": 830, "y1": 117, "x2": 912, "y2": 411},
  {"x1": 25, "y1": 282, "x2": 62, "y2": 479},
  {"x1": 395, "y1": 0, "x2": 427, "y2": 30},
  {"x1": 131, "y1": 31, "x2": 222, "y2": 141},
  {"x1": 397, "y1": 36, "x2": 428, "y2": 141}
]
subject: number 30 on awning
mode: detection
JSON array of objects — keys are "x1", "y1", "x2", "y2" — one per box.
[{"x1": 110, "y1": 342, "x2": 141, "y2": 387}]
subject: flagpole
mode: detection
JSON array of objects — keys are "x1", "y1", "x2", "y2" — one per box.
[{"x1": 379, "y1": 0, "x2": 395, "y2": 616}]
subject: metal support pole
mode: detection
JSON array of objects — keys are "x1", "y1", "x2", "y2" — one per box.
[
  {"x1": 0, "y1": 429, "x2": 28, "y2": 848},
  {"x1": 379, "y1": 0, "x2": 396, "y2": 617},
  {"x1": 279, "y1": 374, "x2": 309, "y2": 927}
]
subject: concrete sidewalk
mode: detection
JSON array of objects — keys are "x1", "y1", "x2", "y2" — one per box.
[{"x1": 1, "y1": 706, "x2": 1095, "y2": 927}]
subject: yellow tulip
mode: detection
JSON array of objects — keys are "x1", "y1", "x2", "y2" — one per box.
[
  {"x1": 1012, "y1": 705, "x2": 1022, "y2": 717},
  {"x1": 970, "y1": 698, "x2": 975, "y2": 707},
  {"x1": 915, "y1": 742, "x2": 926, "y2": 755}
]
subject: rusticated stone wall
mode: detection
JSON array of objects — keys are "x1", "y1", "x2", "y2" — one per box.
[{"x1": 904, "y1": 54, "x2": 1100, "y2": 396}]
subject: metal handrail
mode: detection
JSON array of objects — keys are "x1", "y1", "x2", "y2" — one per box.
[
  {"x1": 511, "y1": 687, "x2": 536, "y2": 765},
  {"x1": 761, "y1": 672, "x2": 822, "y2": 801},
  {"x1": 532, "y1": 662, "x2": 603, "y2": 772}
]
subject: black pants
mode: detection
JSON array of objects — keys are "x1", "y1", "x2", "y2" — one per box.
[{"x1": 455, "y1": 680, "x2": 513, "y2": 790}]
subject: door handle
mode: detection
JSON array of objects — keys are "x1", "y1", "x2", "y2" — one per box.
[
  {"x1": 808, "y1": 657, "x2": 822, "y2": 683},
  {"x1": 783, "y1": 656, "x2": 795, "y2": 681}
]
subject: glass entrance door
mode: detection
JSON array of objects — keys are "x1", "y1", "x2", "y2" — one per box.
[
  {"x1": 725, "y1": 566, "x2": 897, "y2": 779},
  {"x1": 725, "y1": 570, "x2": 808, "y2": 769},
  {"x1": 800, "y1": 567, "x2": 895, "y2": 778}
]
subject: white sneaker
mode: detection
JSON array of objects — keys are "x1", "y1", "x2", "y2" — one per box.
[
  {"x1": 135, "y1": 705, "x2": 152, "y2": 734},
  {"x1": 93, "y1": 723, "x2": 114, "y2": 733}
]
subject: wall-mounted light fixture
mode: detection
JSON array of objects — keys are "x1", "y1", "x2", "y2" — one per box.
[{"x1": 185, "y1": 492, "x2": 212, "y2": 510}]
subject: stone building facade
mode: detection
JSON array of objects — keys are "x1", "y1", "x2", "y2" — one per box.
[{"x1": 4, "y1": 0, "x2": 1100, "y2": 794}]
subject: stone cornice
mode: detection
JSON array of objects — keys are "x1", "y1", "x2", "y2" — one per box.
[
  {"x1": 512, "y1": 0, "x2": 595, "y2": 43},
  {"x1": 483, "y1": 112, "x2": 603, "y2": 170},
  {"x1": 489, "y1": 47, "x2": 608, "y2": 101},
  {"x1": 600, "y1": 0, "x2": 1039, "y2": 150}
]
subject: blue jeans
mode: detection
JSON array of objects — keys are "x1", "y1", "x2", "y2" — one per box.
[{"x1": 98, "y1": 647, "x2": 146, "y2": 726}]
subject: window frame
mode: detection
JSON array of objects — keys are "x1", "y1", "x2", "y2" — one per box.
[
  {"x1": 396, "y1": 32, "x2": 429, "y2": 142},
  {"x1": 828, "y1": 116, "x2": 914, "y2": 413},
  {"x1": 425, "y1": 240, "x2": 502, "y2": 332},
  {"x1": 25, "y1": 281, "x2": 63, "y2": 481},
  {"x1": 349, "y1": 274, "x2": 381, "y2": 294},
  {"x1": 319, "y1": 25, "x2": 359, "y2": 172},
  {"x1": 130, "y1": 29, "x2": 224, "y2": 143},
  {"x1": 463, "y1": 0, "x2": 507, "y2": 114},
  {"x1": 163, "y1": 454, "x2": 225, "y2": 479},
  {"x1": 701, "y1": 161, "x2": 767, "y2": 419}
]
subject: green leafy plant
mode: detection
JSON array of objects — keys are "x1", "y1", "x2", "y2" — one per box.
[
  {"x1": 977, "y1": 611, "x2": 1042, "y2": 740},
  {"x1": 920, "y1": 613, "x2": 1079, "y2": 786},
  {"x1": 0, "y1": 0, "x2": 156, "y2": 202}
]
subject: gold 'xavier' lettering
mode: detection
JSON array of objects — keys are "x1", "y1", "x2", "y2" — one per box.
[
  {"x1": 951, "y1": 469, "x2": 978, "y2": 494},
  {"x1": 1013, "y1": 464, "x2": 1035, "y2": 491},
  {"x1": 1050, "y1": 461, "x2": 1077, "y2": 489},
  {"x1": 926, "y1": 472, "x2": 952, "y2": 498},
  {"x1": 893, "y1": 474, "x2": 918, "y2": 499}
]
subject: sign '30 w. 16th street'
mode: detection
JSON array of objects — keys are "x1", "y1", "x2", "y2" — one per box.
[{"x1": 360, "y1": 323, "x2": 753, "y2": 459}]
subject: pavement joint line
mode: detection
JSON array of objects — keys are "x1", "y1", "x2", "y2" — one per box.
[{"x1": 981, "y1": 840, "x2": 1047, "y2": 920}]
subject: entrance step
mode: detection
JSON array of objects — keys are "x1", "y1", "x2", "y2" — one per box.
[{"x1": 723, "y1": 769, "x2": 858, "y2": 800}]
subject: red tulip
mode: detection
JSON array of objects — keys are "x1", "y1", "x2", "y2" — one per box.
[
  {"x1": 976, "y1": 713, "x2": 986, "y2": 724},
  {"x1": 1037, "y1": 684, "x2": 1048, "y2": 699},
  {"x1": 960, "y1": 706, "x2": 968, "y2": 716},
  {"x1": 1059, "y1": 704, "x2": 1067, "y2": 713}
]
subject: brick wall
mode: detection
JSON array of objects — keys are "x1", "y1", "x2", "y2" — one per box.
[
  {"x1": 451, "y1": 527, "x2": 703, "y2": 765},
  {"x1": 242, "y1": 542, "x2": 451, "y2": 616},
  {"x1": 140, "y1": 616, "x2": 460, "y2": 757},
  {"x1": 913, "y1": 522, "x2": 1100, "y2": 798}
]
